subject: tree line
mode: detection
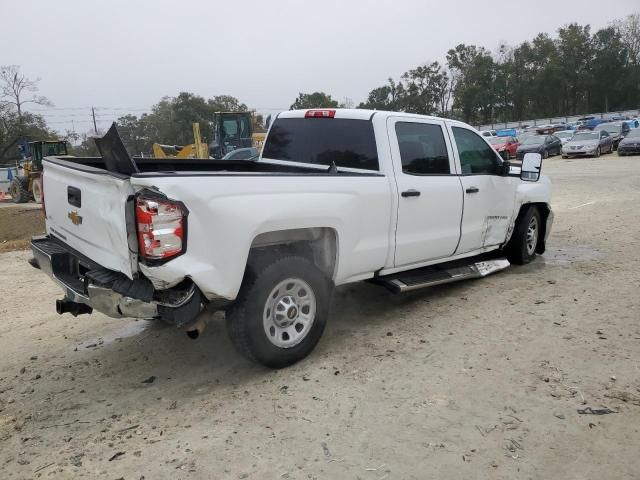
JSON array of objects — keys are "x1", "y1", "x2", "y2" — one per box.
[
  {"x1": 357, "y1": 13, "x2": 640, "y2": 124},
  {"x1": 1, "y1": 12, "x2": 638, "y2": 160}
]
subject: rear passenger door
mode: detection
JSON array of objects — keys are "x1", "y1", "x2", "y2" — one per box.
[
  {"x1": 388, "y1": 117, "x2": 464, "y2": 267},
  {"x1": 447, "y1": 124, "x2": 518, "y2": 254}
]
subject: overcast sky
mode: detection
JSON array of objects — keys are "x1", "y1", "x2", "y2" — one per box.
[{"x1": 2, "y1": 0, "x2": 638, "y2": 132}]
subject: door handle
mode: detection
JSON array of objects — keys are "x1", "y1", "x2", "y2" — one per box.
[
  {"x1": 465, "y1": 186, "x2": 479, "y2": 194},
  {"x1": 401, "y1": 189, "x2": 421, "y2": 197}
]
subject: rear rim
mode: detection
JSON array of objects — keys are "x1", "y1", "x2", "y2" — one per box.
[
  {"x1": 526, "y1": 215, "x2": 539, "y2": 256},
  {"x1": 263, "y1": 278, "x2": 317, "y2": 348}
]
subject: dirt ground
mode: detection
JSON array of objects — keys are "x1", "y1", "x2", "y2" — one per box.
[
  {"x1": 1, "y1": 153, "x2": 639, "y2": 480},
  {"x1": 0, "y1": 202, "x2": 44, "y2": 253}
]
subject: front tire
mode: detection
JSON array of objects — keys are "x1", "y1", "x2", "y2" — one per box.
[
  {"x1": 543, "y1": 149, "x2": 549, "y2": 159},
  {"x1": 226, "y1": 255, "x2": 332, "y2": 368},
  {"x1": 504, "y1": 206, "x2": 541, "y2": 265}
]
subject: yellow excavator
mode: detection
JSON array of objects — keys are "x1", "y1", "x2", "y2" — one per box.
[
  {"x1": 152, "y1": 123, "x2": 209, "y2": 159},
  {"x1": 151, "y1": 114, "x2": 266, "y2": 160}
]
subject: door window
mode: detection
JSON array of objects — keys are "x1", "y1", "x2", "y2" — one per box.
[
  {"x1": 395, "y1": 122, "x2": 450, "y2": 174},
  {"x1": 452, "y1": 127, "x2": 500, "y2": 175}
]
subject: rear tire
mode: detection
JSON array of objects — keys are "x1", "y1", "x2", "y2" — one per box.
[
  {"x1": 226, "y1": 255, "x2": 332, "y2": 368},
  {"x1": 9, "y1": 176, "x2": 29, "y2": 203},
  {"x1": 31, "y1": 177, "x2": 43, "y2": 204},
  {"x1": 504, "y1": 206, "x2": 541, "y2": 265}
]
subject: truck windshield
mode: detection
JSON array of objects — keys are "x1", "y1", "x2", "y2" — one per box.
[{"x1": 262, "y1": 118, "x2": 379, "y2": 171}]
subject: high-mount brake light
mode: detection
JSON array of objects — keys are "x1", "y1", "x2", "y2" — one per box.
[
  {"x1": 135, "y1": 195, "x2": 187, "y2": 261},
  {"x1": 305, "y1": 109, "x2": 336, "y2": 118}
]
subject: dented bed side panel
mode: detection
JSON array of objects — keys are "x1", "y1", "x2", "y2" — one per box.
[{"x1": 131, "y1": 174, "x2": 393, "y2": 301}]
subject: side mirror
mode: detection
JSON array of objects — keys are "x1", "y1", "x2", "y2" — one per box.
[
  {"x1": 521, "y1": 153, "x2": 542, "y2": 182},
  {"x1": 500, "y1": 160, "x2": 511, "y2": 176}
]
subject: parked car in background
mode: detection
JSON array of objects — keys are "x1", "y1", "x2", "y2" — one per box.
[
  {"x1": 222, "y1": 147, "x2": 259, "y2": 160},
  {"x1": 517, "y1": 131, "x2": 536, "y2": 143},
  {"x1": 487, "y1": 136, "x2": 519, "y2": 160},
  {"x1": 624, "y1": 119, "x2": 639, "y2": 129},
  {"x1": 480, "y1": 129, "x2": 497, "y2": 137},
  {"x1": 578, "y1": 119, "x2": 605, "y2": 130},
  {"x1": 516, "y1": 134, "x2": 562, "y2": 159},
  {"x1": 554, "y1": 130, "x2": 575, "y2": 145},
  {"x1": 598, "y1": 122, "x2": 631, "y2": 149},
  {"x1": 496, "y1": 128, "x2": 517, "y2": 137},
  {"x1": 617, "y1": 128, "x2": 640, "y2": 156},
  {"x1": 562, "y1": 130, "x2": 613, "y2": 158}
]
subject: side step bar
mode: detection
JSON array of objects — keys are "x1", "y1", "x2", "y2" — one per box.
[{"x1": 377, "y1": 258, "x2": 510, "y2": 294}]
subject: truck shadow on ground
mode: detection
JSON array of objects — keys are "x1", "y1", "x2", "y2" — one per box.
[{"x1": 70, "y1": 279, "x2": 472, "y2": 392}]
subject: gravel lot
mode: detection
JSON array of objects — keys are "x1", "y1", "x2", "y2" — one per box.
[{"x1": 1, "y1": 153, "x2": 639, "y2": 479}]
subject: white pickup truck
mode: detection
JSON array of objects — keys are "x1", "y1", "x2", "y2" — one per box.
[{"x1": 30, "y1": 109, "x2": 552, "y2": 368}]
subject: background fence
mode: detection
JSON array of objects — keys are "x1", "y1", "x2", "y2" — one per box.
[{"x1": 477, "y1": 109, "x2": 640, "y2": 131}]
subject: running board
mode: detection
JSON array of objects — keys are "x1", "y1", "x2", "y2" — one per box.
[{"x1": 376, "y1": 258, "x2": 510, "y2": 294}]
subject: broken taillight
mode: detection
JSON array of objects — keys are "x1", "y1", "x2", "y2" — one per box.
[{"x1": 135, "y1": 194, "x2": 187, "y2": 261}]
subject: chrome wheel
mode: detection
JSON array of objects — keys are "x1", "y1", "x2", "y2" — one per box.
[
  {"x1": 263, "y1": 278, "x2": 316, "y2": 348},
  {"x1": 526, "y1": 215, "x2": 538, "y2": 256}
]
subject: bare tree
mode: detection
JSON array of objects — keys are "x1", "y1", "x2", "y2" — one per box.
[
  {"x1": 0, "y1": 65, "x2": 52, "y2": 118},
  {"x1": 616, "y1": 13, "x2": 640, "y2": 65}
]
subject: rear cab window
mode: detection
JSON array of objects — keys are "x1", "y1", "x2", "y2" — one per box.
[{"x1": 262, "y1": 117, "x2": 379, "y2": 171}]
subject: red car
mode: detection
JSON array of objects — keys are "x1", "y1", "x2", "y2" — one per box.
[{"x1": 488, "y1": 136, "x2": 519, "y2": 160}]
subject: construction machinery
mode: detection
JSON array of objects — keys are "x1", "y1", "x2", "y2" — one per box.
[
  {"x1": 151, "y1": 114, "x2": 266, "y2": 160},
  {"x1": 10, "y1": 140, "x2": 68, "y2": 203},
  {"x1": 152, "y1": 123, "x2": 209, "y2": 159},
  {"x1": 209, "y1": 112, "x2": 266, "y2": 159}
]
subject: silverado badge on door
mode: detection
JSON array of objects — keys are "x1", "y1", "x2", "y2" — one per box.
[{"x1": 68, "y1": 211, "x2": 83, "y2": 225}]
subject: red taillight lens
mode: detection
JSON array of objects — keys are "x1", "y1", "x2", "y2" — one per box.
[
  {"x1": 136, "y1": 195, "x2": 186, "y2": 261},
  {"x1": 305, "y1": 109, "x2": 336, "y2": 118}
]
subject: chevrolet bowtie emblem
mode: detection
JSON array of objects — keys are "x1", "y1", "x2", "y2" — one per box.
[{"x1": 68, "y1": 211, "x2": 83, "y2": 225}]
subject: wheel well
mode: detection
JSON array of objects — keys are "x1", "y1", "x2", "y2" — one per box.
[{"x1": 247, "y1": 228, "x2": 338, "y2": 280}]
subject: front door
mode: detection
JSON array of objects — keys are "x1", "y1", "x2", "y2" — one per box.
[
  {"x1": 447, "y1": 124, "x2": 518, "y2": 254},
  {"x1": 389, "y1": 117, "x2": 464, "y2": 267}
]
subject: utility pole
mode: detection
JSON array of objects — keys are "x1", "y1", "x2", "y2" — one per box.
[{"x1": 91, "y1": 107, "x2": 98, "y2": 134}]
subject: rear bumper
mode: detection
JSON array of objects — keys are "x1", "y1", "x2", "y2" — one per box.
[{"x1": 30, "y1": 235, "x2": 202, "y2": 323}]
